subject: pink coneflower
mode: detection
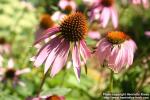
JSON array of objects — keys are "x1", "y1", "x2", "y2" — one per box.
[
  {"x1": 58, "y1": 0, "x2": 77, "y2": 11},
  {"x1": 0, "y1": 59, "x2": 30, "y2": 86},
  {"x1": 35, "y1": 14, "x2": 55, "y2": 42},
  {"x1": 89, "y1": 0, "x2": 118, "y2": 28},
  {"x1": 95, "y1": 31, "x2": 137, "y2": 73},
  {"x1": 132, "y1": 0, "x2": 149, "y2": 9},
  {"x1": 32, "y1": 12, "x2": 91, "y2": 81},
  {"x1": 0, "y1": 37, "x2": 11, "y2": 54}
]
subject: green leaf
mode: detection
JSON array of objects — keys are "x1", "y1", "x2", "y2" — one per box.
[{"x1": 40, "y1": 87, "x2": 71, "y2": 97}]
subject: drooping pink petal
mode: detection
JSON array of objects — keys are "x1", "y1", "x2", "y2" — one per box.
[
  {"x1": 100, "y1": 7, "x2": 110, "y2": 28},
  {"x1": 72, "y1": 42, "x2": 81, "y2": 81},
  {"x1": 80, "y1": 40, "x2": 91, "y2": 64},
  {"x1": 50, "y1": 40, "x2": 70, "y2": 77},
  {"x1": 108, "y1": 46, "x2": 120, "y2": 73},
  {"x1": 34, "y1": 27, "x2": 60, "y2": 45},
  {"x1": 34, "y1": 36, "x2": 61, "y2": 67},
  {"x1": 44, "y1": 37, "x2": 63, "y2": 74},
  {"x1": 111, "y1": 7, "x2": 118, "y2": 28},
  {"x1": 96, "y1": 38, "x2": 112, "y2": 64},
  {"x1": 16, "y1": 68, "x2": 31, "y2": 75},
  {"x1": 126, "y1": 44, "x2": 134, "y2": 66},
  {"x1": 114, "y1": 45, "x2": 126, "y2": 72}
]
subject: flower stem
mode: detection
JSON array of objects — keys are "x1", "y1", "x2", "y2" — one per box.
[
  {"x1": 36, "y1": 69, "x2": 50, "y2": 96},
  {"x1": 110, "y1": 70, "x2": 113, "y2": 92}
]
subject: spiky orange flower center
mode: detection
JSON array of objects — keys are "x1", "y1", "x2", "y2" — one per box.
[
  {"x1": 0, "y1": 37, "x2": 6, "y2": 44},
  {"x1": 5, "y1": 69, "x2": 16, "y2": 79},
  {"x1": 106, "y1": 31, "x2": 129, "y2": 44},
  {"x1": 60, "y1": 12, "x2": 88, "y2": 42},
  {"x1": 101, "y1": 0, "x2": 114, "y2": 7},
  {"x1": 40, "y1": 14, "x2": 54, "y2": 29}
]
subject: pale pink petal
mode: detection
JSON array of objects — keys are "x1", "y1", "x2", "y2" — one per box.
[
  {"x1": 44, "y1": 37, "x2": 62, "y2": 74},
  {"x1": 35, "y1": 27, "x2": 45, "y2": 42},
  {"x1": 72, "y1": 43, "x2": 81, "y2": 81},
  {"x1": 16, "y1": 68, "x2": 31, "y2": 75},
  {"x1": 8, "y1": 58, "x2": 14, "y2": 68},
  {"x1": 0, "y1": 55, "x2": 3, "y2": 67},
  {"x1": 126, "y1": 45, "x2": 134, "y2": 66},
  {"x1": 50, "y1": 40, "x2": 70, "y2": 77},
  {"x1": 0, "y1": 67, "x2": 5, "y2": 75},
  {"x1": 88, "y1": 31, "x2": 101, "y2": 40},
  {"x1": 58, "y1": 0, "x2": 69, "y2": 10},
  {"x1": 27, "y1": 97, "x2": 41, "y2": 100},
  {"x1": 114, "y1": 46, "x2": 126, "y2": 72},
  {"x1": 96, "y1": 38, "x2": 112, "y2": 64},
  {"x1": 100, "y1": 7, "x2": 110, "y2": 28},
  {"x1": 108, "y1": 46, "x2": 120, "y2": 72},
  {"x1": 69, "y1": 1, "x2": 77, "y2": 10},
  {"x1": 51, "y1": 11, "x2": 66, "y2": 22},
  {"x1": 83, "y1": 0, "x2": 94, "y2": 6},
  {"x1": 111, "y1": 7, "x2": 118, "y2": 28},
  {"x1": 133, "y1": 0, "x2": 141, "y2": 4},
  {"x1": 142, "y1": 0, "x2": 149, "y2": 8},
  {"x1": 34, "y1": 27, "x2": 60, "y2": 45},
  {"x1": 80, "y1": 40, "x2": 91, "y2": 64},
  {"x1": 145, "y1": 31, "x2": 150, "y2": 37},
  {"x1": 30, "y1": 56, "x2": 36, "y2": 61},
  {"x1": 34, "y1": 36, "x2": 60, "y2": 67}
]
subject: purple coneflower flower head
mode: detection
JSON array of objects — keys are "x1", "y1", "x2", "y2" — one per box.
[
  {"x1": 132, "y1": 0, "x2": 149, "y2": 9},
  {"x1": 35, "y1": 14, "x2": 55, "y2": 43},
  {"x1": 32, "y1": 12, "x2": 91, "y2": 81},
  {"x1": 58, "y1": 0, "x2": 77, "y2": 11},
  {"x1": 0, "y1": 59, "x2": 30, "y2": 86},
  {"x1": 89, "y1": 0, "x2": 118, "y2": 28},
  {"x1": 0, "y1": 37, "x2": 11, "y2": 55},
  {"x1": 95, "y1": 31, "x2": 137, "y2": 73}
]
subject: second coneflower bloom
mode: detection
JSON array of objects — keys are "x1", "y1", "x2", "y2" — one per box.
[
  {"x1": 89, "y1": 0, "x2": 118, "y2": 28},
  {"x1": 95, "y1": 31, "x2": 137, "y2": 73},
  {"x1": 32, "y1": 12, "x2": 91, "y2": 81},
  {"x1": 35, "y1": 14, "x2": 55, "y2": 42}
]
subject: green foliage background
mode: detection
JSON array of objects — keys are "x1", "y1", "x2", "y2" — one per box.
[{"x1": 0, "y1": 0, "x2": 150, "y2": 100}]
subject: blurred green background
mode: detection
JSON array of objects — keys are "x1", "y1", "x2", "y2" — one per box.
[{"x1": 0, "y1": 0, "x2": 150, "y2": 100}]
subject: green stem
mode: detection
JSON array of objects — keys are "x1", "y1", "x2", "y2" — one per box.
[
  {"x1": 36, "y1": 69, "x2": 50, "y2": 96},
  {"x1": 110, "y1": 70, "x2": 113, "y2": 92}
]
